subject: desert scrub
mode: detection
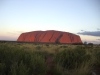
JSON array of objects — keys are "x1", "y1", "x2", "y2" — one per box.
[
  {"x1": 54, "y1": 48, "x2": 91, "y2": 69},
  {"x1": 93, "y1": 49, "x2": 100, "y2": 66},
  {"x1": 0, "y1": 43, "x2": 47, "y2": 75},
  {"x1": 0, "y1": 63, "x2": 6, "y2": 75},
  {"x1": 35, "y1": 45, "x2": 41, "y2": 50},
  {"x1": 53, "y1": 48, "x2": 92, "y2": 75}
]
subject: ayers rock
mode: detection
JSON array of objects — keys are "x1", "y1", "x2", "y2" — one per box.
[{"x1": 17, "y1": 30, "x2": 82, "y2": 44}]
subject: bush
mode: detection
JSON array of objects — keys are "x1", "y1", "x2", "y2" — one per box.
[
  {"x1": 0, "y1": 63, "x2": 6, "y2": 75},
  {"x1": 0, "y1": 44, "x2": 47, "y2": 75},
  {"x1": 60, "y1": 45, "x2": 68, "y2": 48},
  {"x1": 94, "y1": 49, "x2": 100, "y2": 66},
  {"x1": 45, "y1": 44, "x2": 49, "y2": 47},
  {"x1": 35, "y1": 46, "x2": 41, "y2": 50},
  {"x1": 54, "y1": 48, "x2": 91, "y2": 69},
  {"x1": 10, "y1": 61, "x2": 29, "y2": 75}
]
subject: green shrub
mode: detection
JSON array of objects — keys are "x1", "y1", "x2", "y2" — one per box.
[
  {"x1": 0, "y1": 63, "x2": 6, "y2": 75},
  {"x1": 54, "y1": 48, "x2": 91, "y2": 69},
  {"x1": 45, "y1": 44, "x2": 49, "y2": 47},
  {"x1": 0, "y1": 44, "x2": 47, "y2": 75},
  {"x1": 60, "y1": 45, "x2": 68, "y2": 48},
  {"x1": 94, "y1": 50, "x2": 100, "y2": 66},
  {"x1": 10, "y1": 61, "x2": 29, "y2": 75},
  {"x1": 35, "y1": 46, "x2": 41, "y2": 50}
]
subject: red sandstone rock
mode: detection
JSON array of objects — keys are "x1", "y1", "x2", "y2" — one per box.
[{"x1": 17, "y1": 30, "x2": 82, "y2": 44}]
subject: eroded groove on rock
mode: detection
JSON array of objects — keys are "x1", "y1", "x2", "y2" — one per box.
[{"x1": 17, "y1": 30, "x2": 82, "y2": 44}]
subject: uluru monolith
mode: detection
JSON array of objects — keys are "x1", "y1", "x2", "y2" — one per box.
[{"x1": 17, "y1": 30, "x2": 82, "y2": 44}]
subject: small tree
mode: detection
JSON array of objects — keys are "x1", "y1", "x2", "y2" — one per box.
[
  {"x1": 84, "y1": 41, "x2": 87, "y2": 45},
  {"x1": 88, "y1": 43, "x2": 93, "y2": 47}
]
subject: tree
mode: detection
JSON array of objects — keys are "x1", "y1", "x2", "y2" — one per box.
[{"x1": 84, "y1": 41, "x2": 87, "y2": 45}]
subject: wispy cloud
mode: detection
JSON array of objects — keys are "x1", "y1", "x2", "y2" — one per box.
[
  {"x1": 81, "y1": 30, "x2": 84, "y2": 31},
  {"x1": 77, "y1": 31, "x2": 100, "y2": 37},
  {"x1": 97, "y1": 28, "x2": 100, "y2": 30}
]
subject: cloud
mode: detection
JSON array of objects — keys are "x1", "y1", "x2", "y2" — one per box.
[
  {"x1": 77, "y1": 31, "x2": 100, "y2": 36},
  {"x1": 97, "y1": 28, "x2": 100, "y2": 30},
  {"x1": 81, "y1": 30, "x2": 84, "y2": 31},
  {"x1": 97, "y1": 39, "x2": 100, "y2": 40}
]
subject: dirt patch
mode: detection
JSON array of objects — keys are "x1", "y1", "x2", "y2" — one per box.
[
  {"x1": 94, "y1": 67, "x2": 100, "y2": 75},
  {"x1": 46, "y1": 55, "x2": 54, "y2": 75}
]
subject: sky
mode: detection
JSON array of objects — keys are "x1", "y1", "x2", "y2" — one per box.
[{"x1": 0, "y1": 0, "x2": 100, "y2": 44}]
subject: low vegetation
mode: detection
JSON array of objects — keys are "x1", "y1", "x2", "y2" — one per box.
[
  {"x1": 0, "y1": 42, "x2": 100, "y2": 75},
  {"x1": 0, "y1": 43, "x2": 47, "y2": 75}
]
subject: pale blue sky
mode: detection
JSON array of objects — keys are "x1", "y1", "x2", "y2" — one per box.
[{"x1": 0, "y1": 0, "x2": 100, "y2": 44}]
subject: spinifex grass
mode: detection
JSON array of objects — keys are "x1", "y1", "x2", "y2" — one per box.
[{"x1": 0, "y1": 42, "x2": 100, "y2": 75}]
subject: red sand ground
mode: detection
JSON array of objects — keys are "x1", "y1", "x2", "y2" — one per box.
[{"x1": 46, "y1": 55, "x2": 54, "y2": 75}]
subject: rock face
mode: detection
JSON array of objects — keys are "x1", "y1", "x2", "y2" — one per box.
[{"x1": 17, "y1": 30, "x2": 82, "y2": 44}]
